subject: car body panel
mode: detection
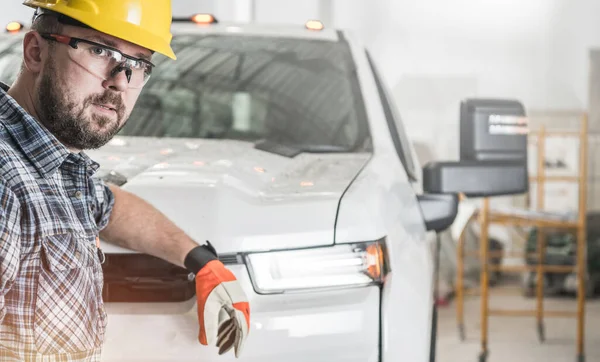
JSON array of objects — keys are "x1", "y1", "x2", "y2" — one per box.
[
  {"x1": 87, "y1": 137, "x2": 371, "y2": 254},
  {"x1": 171, "y1": 22, "x2": 341, "y2": 41},
  {"x1": 101, "y1": 265, "x2": 380, "y2": 362},
  {"x1": 336, "y1": 32, "x2": 434, "y2": 362},
  {"x1": 335, "y1": 157, "x2": 433, "y2": 362}
]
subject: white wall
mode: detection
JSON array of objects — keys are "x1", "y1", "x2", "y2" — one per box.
[
  {"x1": 1, "y1": 2, "x2": 35, "y2": 28},
  {"x1": 342, "y1": 0, "x2": 598, "y2": 162}
]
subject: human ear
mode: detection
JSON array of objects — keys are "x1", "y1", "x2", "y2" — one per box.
[{"x1": 22, "y1": 31, "x2": 45, "y2": 73}]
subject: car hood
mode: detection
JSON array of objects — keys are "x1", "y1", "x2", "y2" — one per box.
[{"x1": 88, "y1": 136, "x2": 370, "y2": 254}]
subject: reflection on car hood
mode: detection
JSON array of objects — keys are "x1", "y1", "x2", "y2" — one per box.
[{"x1": 87, "y1": 136, "x2": 371, "y2": 254}]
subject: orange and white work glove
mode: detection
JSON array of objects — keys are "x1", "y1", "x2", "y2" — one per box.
[{"x1": 184, "y1": 241, "x2": 250, "y2": 357}]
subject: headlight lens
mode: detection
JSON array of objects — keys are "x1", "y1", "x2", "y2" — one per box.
[{"x1": 245, "y1": 241, "x2": 387, "y2": 294}]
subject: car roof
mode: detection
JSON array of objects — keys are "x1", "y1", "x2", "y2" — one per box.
[
  {"x1": 170, "y1": 21, "x2": 340, "y2": 42},
  {"x1": 0, "y1": 18, "x2": 344, "y2": 47}
]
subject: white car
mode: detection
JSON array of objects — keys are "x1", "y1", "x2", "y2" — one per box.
[{"x1": 0, "y1": 15, "x2": 528, "y2": 362}]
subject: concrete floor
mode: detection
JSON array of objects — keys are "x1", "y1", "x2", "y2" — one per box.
[{"x1": 436, "y1": 293, "x2": 600, "y2": 362}]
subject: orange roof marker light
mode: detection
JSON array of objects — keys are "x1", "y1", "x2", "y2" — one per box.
[
  {"x1": 6, "y1": 21, "x2": 24, "y2": 33},
  {"x1": 305, "y1": 20, "x2": 324, "y2": 31},
  {"x1": 171, "y1": 13, "x2": 218, "y2": 25},
  {"x1": 192, "y1": 13, "x2": 218, "y2": 24}
]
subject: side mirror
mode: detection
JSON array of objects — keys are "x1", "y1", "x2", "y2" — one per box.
[
  {"x1": 421, "y1": 160, "x2": 528, "y2": 197},
  {"x1": 419, "y1": 98, "x2": 529, "y2": 232},
  {"x1": 417, "y1": 194, "x2": 459, "y2": 233}
]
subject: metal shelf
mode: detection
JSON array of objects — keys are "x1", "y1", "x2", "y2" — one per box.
[{"x1": 454, "y1": 112, "x2": 589, "y2": 361}]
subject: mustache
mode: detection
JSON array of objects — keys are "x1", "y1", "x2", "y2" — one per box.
[{"x1": 86, "y1": 91, "x2": 126, "y2": 119}]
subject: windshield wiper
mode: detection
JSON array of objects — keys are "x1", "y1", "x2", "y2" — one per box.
[{"x1": 254, "y1": 139, "x2": 351, "y2": 158}]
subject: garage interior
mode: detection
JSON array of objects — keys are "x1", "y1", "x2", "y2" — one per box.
[{"x1": 3, "y1": 0, "x2": 600, "y2": 361}]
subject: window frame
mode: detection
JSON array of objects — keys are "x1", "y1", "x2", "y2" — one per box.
[{"x1": 365, "y1": 51, "x2": 418, "y2": 181}]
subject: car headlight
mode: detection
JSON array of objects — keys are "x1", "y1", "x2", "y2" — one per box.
[{"x1": 245, "y1": 240, "x2": 387, "y2": 294}]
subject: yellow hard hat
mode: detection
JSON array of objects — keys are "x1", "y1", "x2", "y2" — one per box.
[{"x1": 22, "y1": 0, "x2": 176, "y2": 60}]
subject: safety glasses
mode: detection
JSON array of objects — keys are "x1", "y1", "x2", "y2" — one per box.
[{"x1": 40, "y1": 33, "x2": 155, "y2": 89}]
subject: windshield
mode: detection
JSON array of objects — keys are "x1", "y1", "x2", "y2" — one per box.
[
  {"x1": 0, "y1": 33, "x2": 371, "y2": 152},
  {"x1": 123, "y1": 34, "x2": 370, "y2": 151}
]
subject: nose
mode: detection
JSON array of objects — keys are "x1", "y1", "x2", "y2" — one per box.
[{"x1": 102, "y1": 66, "x2": 130, "y2": 92}]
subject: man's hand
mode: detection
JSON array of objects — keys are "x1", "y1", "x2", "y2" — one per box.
[{"x1": 185, "y1": 242, "x2": 250, "y2": 357}]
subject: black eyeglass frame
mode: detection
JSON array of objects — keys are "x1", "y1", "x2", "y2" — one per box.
[{"x1": 39, "y1": 33, "x2": 156, "y2": 70}]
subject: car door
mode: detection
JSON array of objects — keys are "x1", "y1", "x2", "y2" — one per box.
[{"x1": 365, "y1": 51, "x2": 436, "y2": 362}]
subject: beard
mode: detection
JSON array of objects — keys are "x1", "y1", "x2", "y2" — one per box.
[{"x1": 36, "y1": 57, "x2": 127, "y2": 150}]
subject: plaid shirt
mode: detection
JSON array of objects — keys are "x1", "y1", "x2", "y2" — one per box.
[{"x1": 0, "y1": 83, "x2": 114, "y2": 361}]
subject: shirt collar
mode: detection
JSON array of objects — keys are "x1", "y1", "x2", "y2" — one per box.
[{"x1": 0, "y1": 82, "x2": 99, "y2": 178}]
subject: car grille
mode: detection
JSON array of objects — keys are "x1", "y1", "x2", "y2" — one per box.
[
  {"x1": 219, "y1": 253, "x2": 243, "y2": 265},
  {"x1": 102, "y1": 253, "x2": 244, "y2": 302}
]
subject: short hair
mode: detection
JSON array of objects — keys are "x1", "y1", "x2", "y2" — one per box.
[{"x1": 31, "y1": 12, "x2": 63, "y2": 37}]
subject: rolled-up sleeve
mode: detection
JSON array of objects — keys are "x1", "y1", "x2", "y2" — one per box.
[
  {"x1": 90, "y1": 177, "x2": 116, "y2": 231},
  {"x1": 0, "y1": 180, "x2": 20, "y2": 325}
]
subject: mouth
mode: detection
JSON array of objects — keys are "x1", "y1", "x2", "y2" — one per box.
[
  {"x1": 92, "y1": 103, "x2": 119, "y2": 118},
  {"x1": 95, "y1": 103, "x2": 117, "y2": 112}
]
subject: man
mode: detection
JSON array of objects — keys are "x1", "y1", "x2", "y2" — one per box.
[{"x1": 0, "y1": 1, "x2": 250, "y2": 361}]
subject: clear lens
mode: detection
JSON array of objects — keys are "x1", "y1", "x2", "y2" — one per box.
[
  {"x1": 245, "y1": 241, "x2": 386, "y2": 294},
  {"x1": 67, "y1": 42, "x2": 151, "y2": 88}
]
